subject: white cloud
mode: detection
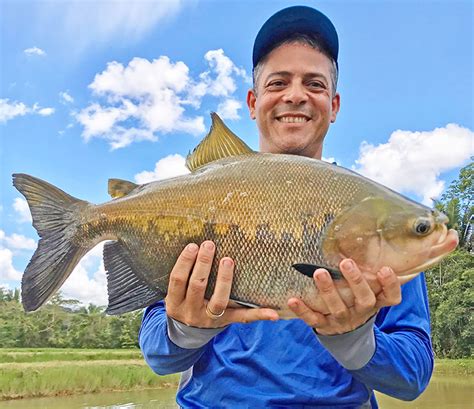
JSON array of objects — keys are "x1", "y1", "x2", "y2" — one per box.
[
  {"x1": 33, "y1": 0, "x2": 184, "y2": 55},
  {"x1": 24, "y1": 46, "x2": 46, "y2": 56},
  {"x1": 322, "y1": 156, "x2": 336, "y2": 164},
  {"x1": 0, "y1": 99, "x2": 28, "y2": 123},
  {"x1": 0, "y1": 230, "x2": 36, "y2": 251},
  {"x1": 353, "y1": 124, "x2": 474, "y2": 205},
  {"x1": 0, "y1": 99, "x2": 55, "y2": 124},
  {"x1": 59, "y1": 91, "x2": 74, "y2": 104},
  {"x1": 62, "y1": 243, "x2": 108, "y2": 306},
  {"x1": 37, "y1": 107, "x2": 55, "y2": 116},
  {"x1": 200, "y1": 49, "x2": 248, "y2": 97},
  {"x1": 76, "y1": 50, "x2": 248, "y2": 149},
  {"x1": 13, "y1": 198, "x2": 32, "y2": 223},
  {"x1": 217, "y1": 99, "x2": 242, "y2": 120},
  {"x1": 0, "y1": 248, "x2": 22, "y2": 281},
  {"x1": 135, "y1": 154, "x2": 190, "y2": 184}
]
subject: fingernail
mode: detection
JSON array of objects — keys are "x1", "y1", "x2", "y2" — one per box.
[
  {"x1": 315, "y1": 271, "x2": 328, "y2": 281},
  {"x1": 222, "y1": 258, "x2": 233, "y2": 267},
  {"x1": 342, "y1": 259, "x2": 354, "y2": 272},
  {"x1": 203, "y1": 241, "x2": 214, "y2": 250},
  {"x1": 378, "y1": 267, "x2": 392, "y2": 279},
  {"x1": 186, "y1": 243, "x2": 198, "y2": 253},
  {"x1": 269, "y1": 311, "x2": 279, "y2": 321}
]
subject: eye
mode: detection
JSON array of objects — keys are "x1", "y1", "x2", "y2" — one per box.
[
  {"x1": 307, "y1": 81, "x2": 324, "y2": 89},
  {"x1": 267, "y1": 80, "x2": 286, "y2": 89},
  {"x1": 413, "y1": 218, "x2": 432, "y2": 236}
]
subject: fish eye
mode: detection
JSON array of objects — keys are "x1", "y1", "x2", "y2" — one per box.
[{"x1": 413, "y1": 218, "x2": 432, "y2": 236}]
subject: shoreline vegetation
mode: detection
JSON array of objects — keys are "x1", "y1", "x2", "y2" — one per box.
[
  {"x1": 0, "y1": 349, "x2": 179, "y2": 401},
  {"x1": 0, "y1": 349, "x2": 472, "y2": 401}
]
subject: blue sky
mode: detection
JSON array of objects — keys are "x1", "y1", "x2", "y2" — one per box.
[{"x1": 1, "y1": 0, "x2": 472, "y2": 305}]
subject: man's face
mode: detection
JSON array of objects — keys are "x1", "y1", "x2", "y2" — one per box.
[{"x1": 247, "y1": 42, "x2": 340, "y2": 159}]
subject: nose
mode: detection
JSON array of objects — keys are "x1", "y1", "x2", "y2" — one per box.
[{"x1": 282, "y1": 82, "x2": 308, "y2": 105}]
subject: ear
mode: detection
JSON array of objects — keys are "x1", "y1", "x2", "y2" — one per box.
[
  {"x1": 247, "y1": 89, "x2": 257, "y2": 120},
  {"x1": 330, "y1": 92, "x2": 340, "y2": 123}
]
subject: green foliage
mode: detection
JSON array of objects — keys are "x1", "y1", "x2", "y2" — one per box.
[
  {"x1": 425, "y1": 249, "x2": 473, "y2": 358},
  {"x1": 0, "y1": 353, "x2": 179, "y2": 400},
  {"x1": 0, "y1": 349, "x2": 142, "y2": 363},
  {"x1": 0, "y1": 289, "x2": 144, "y2": 349},
  {"x1": 436, "y1": 161, "x2": 473, "y2": 250},
  {"x1": 425, "y1": 161, "x2": 474, "y2": 358}
]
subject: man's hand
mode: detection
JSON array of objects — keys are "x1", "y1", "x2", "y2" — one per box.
[
  {"x1": 165, "y1": 240, "x2": 279, "y2": 328},
  {"x1": 288, "y1": 259, "x2": 402, "y2": 335}
]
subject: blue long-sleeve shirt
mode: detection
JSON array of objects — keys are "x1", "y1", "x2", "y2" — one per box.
[{"x1": 139, "y1": 274, "x2": 433, "y2": 408}]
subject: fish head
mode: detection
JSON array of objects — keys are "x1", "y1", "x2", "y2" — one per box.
[{"x1": 322, "y1": 195, "x2": 459, "y2": 283}]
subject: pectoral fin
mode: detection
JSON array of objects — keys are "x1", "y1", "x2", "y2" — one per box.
[
  {"x1": 228, "y1": 299, "x2": 261, "y2": 309},
  {"x1": 292, "y1": 263, "x2": 342, "y2": 280}
]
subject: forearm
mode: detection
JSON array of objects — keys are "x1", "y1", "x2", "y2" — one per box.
[
  {"x1": 317, "y1": 275, "x2": 434, "y2": 400},
  {"x1": 349, "y1": 325, "x2": 433, "y2": 400},
  {"x1": 139, "y1": 301, "x2": 226, "y2": 375}
]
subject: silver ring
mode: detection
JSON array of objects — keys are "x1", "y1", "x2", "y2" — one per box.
[{"x1": 205, "y1": 304, "x2": 225, "y2": 320}]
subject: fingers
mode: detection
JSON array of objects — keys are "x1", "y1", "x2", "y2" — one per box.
[
  {"x1": 339, "y1": 259, "x2": 376, "y2": 313},
  {"x1": 375, "y1": 267, "x2": 402, "y2": 308},
  {"x1": 166, "y1": 243, "x2": 199, "y2": 307},
  {"x1": 207, "y1": 257, "x2": 234, "y2": 315},
  {"x1": 225, "y1": 306, "x2": 279, "y2": 324},
  {"x1": 186, "y1": 241, "x2": 215, "y2": 305},
  {"x1": 314, "y1": 269, "x2": 349, "y2": 324},
  {"x1": 287, "y1": 298, "x2": 328, "y2": 328}
]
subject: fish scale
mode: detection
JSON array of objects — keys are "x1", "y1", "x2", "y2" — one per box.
[{"x1": 70, "y1": 155, "x2": 383, "y2": 310}]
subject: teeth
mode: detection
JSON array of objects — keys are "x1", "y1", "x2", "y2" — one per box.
[{"x1": 278, "y1": 116, "x2": 308, "y2": 123}]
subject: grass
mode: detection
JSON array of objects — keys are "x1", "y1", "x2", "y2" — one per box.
[
  {"x1": 0, "y1": 349, "x2": 472, "y2": 401},
  {"x1": 0, "y1": 348, "x2": 142, "y2": 363},
  {"x1": 0, "y1": 349, "x2": 179, "y2": 401},
  {"x1": 433, "y1": 358, "x2": 474, "y2": 375}
]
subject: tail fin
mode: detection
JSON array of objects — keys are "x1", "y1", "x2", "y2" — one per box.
[{"x1": 12, "y1": 173, "x2": 91, "y2": 312}]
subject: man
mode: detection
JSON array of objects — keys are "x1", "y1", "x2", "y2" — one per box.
[{"x1": 140, "y1": 6, "x2": 433, "y2": 408}]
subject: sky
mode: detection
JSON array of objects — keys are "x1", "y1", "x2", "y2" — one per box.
[{"x1": 0, "y1": 0, "x2": 473, "y2": 307}]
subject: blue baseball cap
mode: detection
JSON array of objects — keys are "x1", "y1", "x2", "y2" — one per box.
[{"x1": 252, "y1": 6, "x2": 339, "y2": 69}]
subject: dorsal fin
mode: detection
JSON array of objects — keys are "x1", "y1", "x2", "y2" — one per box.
[
  {"x1": 185, "y1": 112, "x2": 255, "y2": 172},
  {"x1": 108, "y1": 179, "x2": 138, "y2": 199}
]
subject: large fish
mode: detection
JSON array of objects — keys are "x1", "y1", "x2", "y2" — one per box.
[{"x1": 13, "y1": 114, "x2": 458, "y2": 316}]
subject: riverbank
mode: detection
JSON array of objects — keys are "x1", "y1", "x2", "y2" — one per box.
[
  {"x1": 0, "y1": 349, "x2": 179, "y2": 401},
  {"x1": 1, "y1": 349, "x2": 472, "y2": 401}
]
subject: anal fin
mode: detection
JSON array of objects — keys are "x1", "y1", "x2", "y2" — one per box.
[{"x1": 103, "y1": 241, "x2": 165, "y2": 314}]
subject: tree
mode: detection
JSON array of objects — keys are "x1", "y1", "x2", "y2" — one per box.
[
  {"x1": 436, "y1": 161, "x2": 473, "y2": 251},
  {"x1": 425, "y1": 250, "x2": 473, "y2": 358},
  {"x1": 425, "y1": 161, "x2": 474, "y2": 358}
]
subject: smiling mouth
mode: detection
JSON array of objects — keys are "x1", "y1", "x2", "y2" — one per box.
[{"x1": 276, "y1": 115, "x2": 310, "y2": 123}]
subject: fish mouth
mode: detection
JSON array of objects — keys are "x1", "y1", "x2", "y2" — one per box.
[{"x1": 398, "y1": 228, "x2": 459, "y2": 285}]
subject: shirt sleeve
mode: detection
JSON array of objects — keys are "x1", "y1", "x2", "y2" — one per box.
[
  {"x1": 316, "y1": 315, "x2": 377, "y2": 370},
  {"x1": 139, "y1": 300, "x2": 226, "y2": 375},
  {"x1": 348, "y1": 274, "x2": 434, "y2": 401}
]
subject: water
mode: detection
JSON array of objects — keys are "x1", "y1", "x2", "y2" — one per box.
[
  {"x1": 0, "y1": 374, "x2": 472, "y2": 408},
  {"x1": 0, "y1": 389, "x2": 178, "y2": 409},
  {"x1": 375, "y1": 373, "x2": 473, "y2": 408}
]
